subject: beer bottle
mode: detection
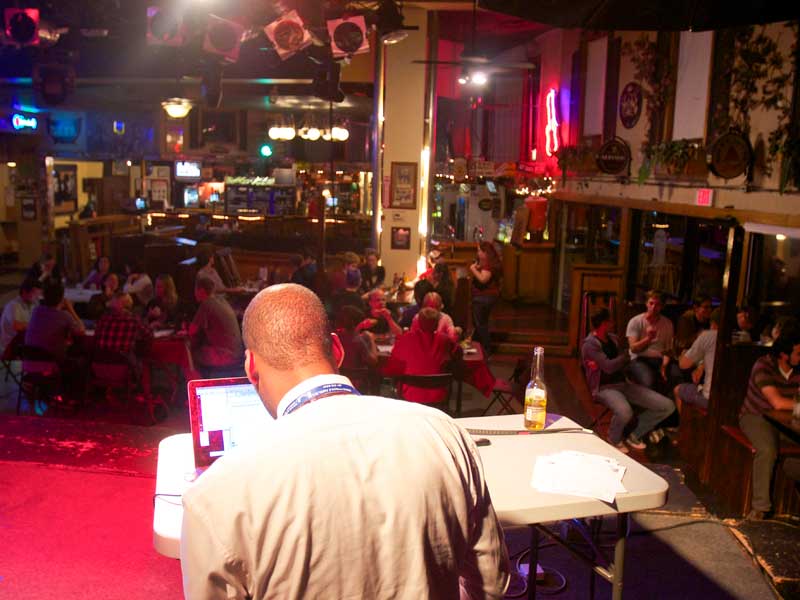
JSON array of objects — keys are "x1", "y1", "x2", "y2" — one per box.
[{"x1": 524, "y1": 346, "x2": 547, "y2": 431}]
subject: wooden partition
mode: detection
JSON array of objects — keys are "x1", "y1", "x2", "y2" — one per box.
[
  {"x1": 567, "y1": 264, "x2": 624, "y2": 355},
  {"x1": 501, "y1": 242, "x2": 555, "y2": 303},
  {"x1": 68, "y1": 214, "x2": 142, "y2": 280}
]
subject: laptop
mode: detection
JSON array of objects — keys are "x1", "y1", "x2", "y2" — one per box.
[{"x1": 187, "y1": 377, "x2": 274, "y2": 472}]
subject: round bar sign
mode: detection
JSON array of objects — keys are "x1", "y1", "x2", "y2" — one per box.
[{"x1": 595, "y1": 138, "x2": 631, "y2": 175}]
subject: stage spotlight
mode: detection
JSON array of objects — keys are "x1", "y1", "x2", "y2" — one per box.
[
  {"x1": 328, "y1": 16, "x2": 369, "y2": 58},
  {"x1": 471, "y1": 70, "x2": 488, "y2": 85},
  {"x1": 203, "y1": 14, "x2": 244, "y2": 63},
  {"x1": 4, "y1": 8, "x2": 39, "y2": 46},
  {"x1": 147, "y1": 6, "x2": 184, "y2": 47},
  {"x1": 313, "y1": 62, "x2": 345, "y2": 104},
  {"x1": 264, "y1": 10, "x2": 311, "y2": 61},
  {"x1": 376, "y1": 0, "x2": 408, "y2": 45}
]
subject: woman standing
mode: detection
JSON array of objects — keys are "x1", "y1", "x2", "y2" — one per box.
[{"x1": 469, "y1": 241, "x2": 502, "y2": 353}]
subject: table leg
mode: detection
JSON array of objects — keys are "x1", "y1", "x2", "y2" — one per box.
[
  {"x1": 611, "y1": 513, "x2": 629, "y2": 600},
  {"x1": 528, "y1": 525, "x2": 539, "y2": 600}
]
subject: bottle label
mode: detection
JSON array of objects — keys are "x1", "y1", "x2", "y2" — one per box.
[{"x1": 525, "y1": 388, "x2": 546, "y2": 402}]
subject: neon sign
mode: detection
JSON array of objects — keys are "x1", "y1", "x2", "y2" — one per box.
[
  {"x1": 11, "y1": 113, "x2": 38, "y2": 131},
  {"x1": 544, "y1": 88, "x2": 559, "y2": 157}
]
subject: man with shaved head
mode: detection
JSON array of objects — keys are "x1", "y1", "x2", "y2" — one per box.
[{"x1": 180, "y1": 283, "x2": 510, "y2": 600}]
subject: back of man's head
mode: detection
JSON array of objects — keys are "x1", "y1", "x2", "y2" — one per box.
[
  {"x1": 110, "y1": 292, "x2": 133, "y2": 312},
  {"x1": 41, "y1": 281, "x2": 64, "y2": 307},
  {"x1": 20, "y1": 277, "x2": 41, "y2": 296},
  {"x1": 423, "y1": 291, "x2": 443, "y2": 311},
  {"x1": 335, "y1": 304, "x2": 365, "y2": 332},
  {"x1": 417, "y1": 307, "x2": 440, "y2": 333},
  {"x1": 591, "y1": 308, "x2": 611, "y2": 331},
  {"x1": 413, "y1": 279, "x2": 434, "y2": 306},
  {"x1": 243, "y1": 283, "x2": 333, "y2": 370},
  {"x1": 195, "y1": 276, "x2": 216, "y2": 297}
]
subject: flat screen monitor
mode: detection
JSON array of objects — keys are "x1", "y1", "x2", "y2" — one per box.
[
  {"x1": 176, "y1": 160, "x2": 202, "y2": 180},
  {"x1": 134, "y1": 197, "x2": 148, "y2": 211},
  {"x1": 184, "y1": 187, "x2": 199, "y2": 207},
  {"x1": 326, "y1": 197, "x2": 338, "y2": 208},
  {"x1": 209, "y1": 192, "x2": 220, "y2": 203},
  {"x1": 485, "y1": 180, "x2": 497, "y2": 194}
]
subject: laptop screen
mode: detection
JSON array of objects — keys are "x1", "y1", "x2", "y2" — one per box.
[{"x1": 188, "y1": 377, "x2": 274, "y2": 468}]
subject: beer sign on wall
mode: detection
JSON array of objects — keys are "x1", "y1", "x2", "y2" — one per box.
[{"x1": 596, "y1": 138, "x2": 631, "y2": 175}]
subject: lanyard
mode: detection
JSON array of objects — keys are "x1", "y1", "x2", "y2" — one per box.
[{"x1": 282, "y1": 382, "x2": 360, "y2": 417}]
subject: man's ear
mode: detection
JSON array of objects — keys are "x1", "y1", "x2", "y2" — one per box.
[
  {"x1": 331, "y1": 332, "x2": 345, "y2": 369},
  {"x1": 244, "y1": 349, "x2": 259, "y2": 387}
]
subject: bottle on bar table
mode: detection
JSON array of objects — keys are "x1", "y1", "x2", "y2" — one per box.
[{"x1": 524, "y1": 346, "x2": 548, "y2": 431}]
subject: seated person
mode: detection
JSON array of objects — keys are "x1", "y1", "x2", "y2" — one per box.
[
  {"x1": 123, "y1": 261, "x2": 154, "y2": 306},
  {"x1": 87, "y1": 273, "x2": 120, "y2": 320},
  {"x1": 195, "y1": 248, "x2": 241, "y2": 295},
  {"x1": 330, "y1": 251, "x2": 361, "y2": 295},
  {"x1": 583, "y1": 309, "x2": 675, "y2": 452},
  {"x1": 0, "y1": 278, "x2": 41, "y2": 356},
  {"x1": 382, "y1": 307, "x2": 457, "y2": 407},
  {"x1": 189, "y1": 276, "x2": 243, "y2": 370},
  {"x1": 417, "y1": 248, "x2": 444, "y2": 281},
  {"x1": 762, "y1": 315, "x2": 800, "y2": 345},
  {"x1": 94, "y1": 292, "x2": 153, "y2": 389},
  {"x1": 359, "y1": 248, "x2": 385, "y2": 295},
  {"x1": 24, "y1": 281, "x2": 85, "y2": 370},
  {"x1": 431, "y1": 262, "x2": 455, "y2": 315},
  {"x1": 27, "y1": 252, "x2": 62, "y2": 286},
  {"x1": 675, "y1": 309, "x2": 720, "y2": 411},
  {"x1": 626, "y1": 290, "x2": 680, "y2": 391},
  {"x1": 289, "y1": 248, "x2": 318, "y2": 290},
  {"x1": 330, "y1": 268, "x2": 366, "y2": 316},
  {"x1": 398, "y1": 279, "x2": 434, "y2": 329},
  {"x1": 740, "y1": 332, "x2": 800, "y2": 519},
  {"x1": 358, "y1": 289, "x2": 402, "y2": 338},
  {"x1": 675, "y1": 294, "x2": 712, "y2": 354},
  {"x1": 733, "y1": 305, "x2": 758, "y2": 343},
  {"x1": 146, "y1": 274, "x2": 180, "y2": 328},
  {"x1": 82, "y1": 256, "x2": 112, "y2": 290},
  {"x1": 335, "y1": 305, "x2": 378, "y2": 370},
  {"x1": 411, "y1": 292, "x2": 460, "y2": 343}
]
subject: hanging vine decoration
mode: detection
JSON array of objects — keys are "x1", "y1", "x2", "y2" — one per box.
[
  {"x1": 622, "y1": 34, "x2": 678, "y2": 182},
  {"x1": 726, "y1": 23, "x2": 797, "y2": 191}
]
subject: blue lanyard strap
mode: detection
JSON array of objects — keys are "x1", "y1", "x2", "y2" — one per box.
[{"x1": 282, "y1": 382, "x2": 360, "y2": 416}]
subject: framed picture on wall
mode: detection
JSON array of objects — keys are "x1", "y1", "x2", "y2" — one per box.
[
  {"x1": 389, "y1": 162, "x2": 417, "y2": 209},
  {"x1": 391, "y1": 226, "x2": 411, "y2": 250},
  {"x1": 53, "y1": 164, "x2": 78, "y2": 214}
]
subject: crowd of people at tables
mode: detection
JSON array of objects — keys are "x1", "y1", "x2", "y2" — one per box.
[
  {"x1": 1, "y1": 242, "x2": 504, "y2": 412},
  {"x1": 582, "y1": 288, "x2": 800, "y2": 518}
]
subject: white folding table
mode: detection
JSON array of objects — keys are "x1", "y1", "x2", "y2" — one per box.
[{"x1": 153, "y1": 414, "x2": 668, "y2": 599}]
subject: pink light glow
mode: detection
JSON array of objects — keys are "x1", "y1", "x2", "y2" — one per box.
[{"x1": 544, "y1": 88, "x2": 559, "y2": 157}]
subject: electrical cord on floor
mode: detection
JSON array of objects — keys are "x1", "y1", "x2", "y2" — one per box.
[{"x1": 504, "y1": 541, "x2": 567, "y2": 598}]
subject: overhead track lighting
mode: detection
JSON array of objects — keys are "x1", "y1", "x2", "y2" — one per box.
[{"x1": 377, "y1": 0, "x2": 414, "y2": 45}]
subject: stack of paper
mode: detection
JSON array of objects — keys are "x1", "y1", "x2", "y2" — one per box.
[{"x1": 531, "y1": 450, "x2": 627, "y2": 503}]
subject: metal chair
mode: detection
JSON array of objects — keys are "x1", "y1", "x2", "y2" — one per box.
[
  {"x1": 393, "y1": 373, "x2": 454, "y2": 413},
  {"x1": 1, "y1": 331, "x2": 24, "y2": 387},
  {"x1": 482, "y1": 357, "x2": 525, "y2": 416},
  {"x1": 17, "y1": 345, "x2": 61, "y2": 415}
]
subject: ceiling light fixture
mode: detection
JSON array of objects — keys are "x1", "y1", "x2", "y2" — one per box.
[
  {"x1": 471, "y1": 70, "x2": 488, "y2": 86},
  {"x1": 457, "y1": 73, "x2": 469, "y2": 85},
  {"x1": 161, "y1": 98, "x2": 193, "y2": 119}
]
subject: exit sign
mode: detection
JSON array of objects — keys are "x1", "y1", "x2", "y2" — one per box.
[{"x1": 696, "y1": 188, "x2": 714, "y2": 207}]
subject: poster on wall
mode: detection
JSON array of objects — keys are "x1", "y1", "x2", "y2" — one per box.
[
  {"x1": 389, "y1": 162, "x2": 417, "y2": 210},
  {"x1": 53, "y1": 164, "x2": 78, "y2": 214},
  {"x1": 148, "y1": 179, "x2": 170, "y2": 205},
  {"x1": 391, "y1": 226, "x2": 411, "y2": 250}
]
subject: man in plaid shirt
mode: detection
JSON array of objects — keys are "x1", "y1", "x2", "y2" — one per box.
[{"x1": 95, "y1": 293, "x2": 153, "y2": 390}]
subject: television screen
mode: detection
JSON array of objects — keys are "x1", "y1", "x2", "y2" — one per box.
[
  {"x1": 184, "y1": 187, "x2": 199, "y2": 207},
  {"x1": 209, "y1": 192, "x2": 220, "y2": 203},
  {"x1": 135, "y1": 197, "x2": 148, "y2": 211},
  {"x1": 485, "y1": 180, "x2": 497, "y2": 194},
  {"x1": 176, "y1": 161, "x2": 202, "y2": 180}
]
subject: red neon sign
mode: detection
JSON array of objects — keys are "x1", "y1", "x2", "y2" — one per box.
[{"x1": 544, "y1": 88, "x2": 559, "y2": 157}]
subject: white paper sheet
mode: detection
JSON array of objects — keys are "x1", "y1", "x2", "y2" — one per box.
[{"x1": 531, "y1": 450, "x2": 627, "y2": 503}]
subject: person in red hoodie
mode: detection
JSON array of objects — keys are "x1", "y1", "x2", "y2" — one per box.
[{"x1": 382, "y1": 307, "x2": 457, "y2": 408}]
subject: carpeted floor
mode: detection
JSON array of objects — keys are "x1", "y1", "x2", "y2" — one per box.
[
  {"x1": 0, "y1": 416, "x2": 183, "y2": 477},
  {"x1": 0, "y1": 461, "x2": 183, "y2": 599}
]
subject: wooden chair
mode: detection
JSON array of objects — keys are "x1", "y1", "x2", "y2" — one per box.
[
  {"x1": 393, "y1": 373, "x2": 454, "y2": 413},
  {"x1": 17, "y1": 345, "x2": 61, "y2": 415}
]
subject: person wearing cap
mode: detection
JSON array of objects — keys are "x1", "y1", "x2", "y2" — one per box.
[
  {"x1": 675, "y1": 308, "x2": 720, "y2": 411},
  {"x1": 331, "y1": 267, "x2": 367, "y2": 316}
]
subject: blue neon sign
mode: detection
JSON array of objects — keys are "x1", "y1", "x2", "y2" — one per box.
[{"x1": 11, "y1": 113, "x2": 38, "y2": 131}]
